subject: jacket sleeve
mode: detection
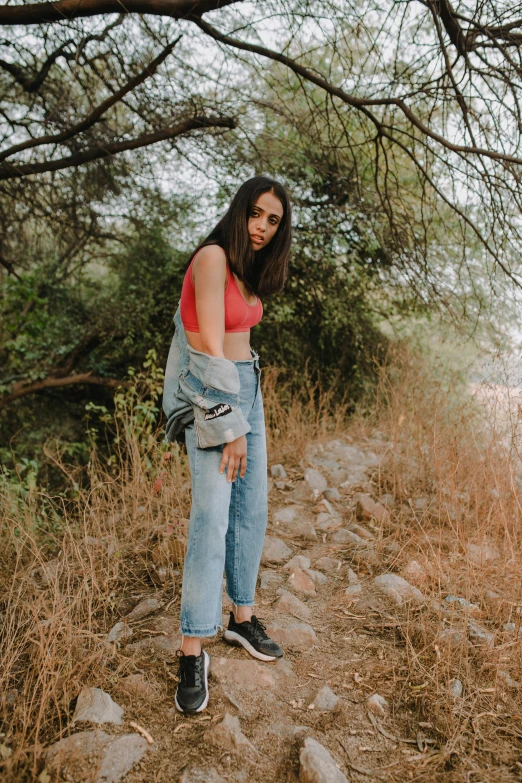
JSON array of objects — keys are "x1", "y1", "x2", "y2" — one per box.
[{"x1": 178, "y1": 349, "x2": 252, "y2": 449}]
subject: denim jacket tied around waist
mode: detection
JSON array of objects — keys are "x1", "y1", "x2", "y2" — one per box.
[{"x1": 162, "y1": 305, "x2": 257, "y2": 448}]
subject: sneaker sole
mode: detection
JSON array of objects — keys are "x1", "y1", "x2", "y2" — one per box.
[
  {"x1": 174, "y1": 650, "x2": 210, "y2": 714},
  {"x1": 223, "y1": 629, "x2": 280, "y2": 661}
]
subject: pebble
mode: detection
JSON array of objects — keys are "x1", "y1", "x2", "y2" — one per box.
[
  {"x1": 210, "y1": 658, "x2": 277, "y2": 692},
  {"x1": 366, "y1": 692, "x2": 388, "y2": 717},
  {"x1": 324, "y1": 487, "x2": 341, "y2": 502},
  {"x1": 314, "y1": 556, "x2": 341, "y2": 573},
  {"x1": 299, "y1": 736, "x2": 349, "y2": 783},
  {"x1": 304, "y1": 569, "x2": 328, "y2": 585},
  {"x1": 468, "y1": 620, "x2": 494, "y2": 647},
  {"x1": 204, "y1": 713, "x2": 257, "y2": 755},
  {"x1": 444, "y1": 595, "x2": 481, "y2": 616},
  {"x1": 315, "y1": 513, "x2": 343, "y2": 531},
  {"x1": 106, "y1": 621, "x2": 133, "y2": 644},
  {"x1": 274, "y1": 590, "x2": 312, "y2": 620},
  {"x1": 401, "y1": 560, "x2": 427, "y2": 586},
  {"x1": 287, "y1": 567, "x2": 316, "y2": 596},
  {"x1": 316, "y1": 498, "x2": 335, "y2": 515},
  {"x1": 503, "y1": 622, "x2": 516, "y2": 632},
  {"x1": 72, "y1": 688, "x2": 124, "y2": 726},
  {"x1": 271, "y1": 464, "x2": 288, "y2": 479},
  {"x1": 284, "y1": 555, "x2": 311, "y2": 571},
  {"x1": 262, "y1": 536, "x2": 293, "y2": 564},
  {"x1": 117, "y1": 674, "x2": 157, "y2": 699},
  {"x1": 379, "y1": 493, "x2": 394, "y2": 507},
  {"x1": 272, "y1": 507, "x2": 317, "y2": 540},
  {"x1": 437, "y1": 627, "x2": 467, "y2": 648},
  {"x1": 331, "y1": 528, "x2": 365, "y2": 546},
  {"x1": 180, "y1": 768, "x2": 227, "y2": 783},
  {"x1": 498, "y1": 670, "x2": 520, "y2": 689},
  {"x1": 345, "y1": 583, "x2": 362, "y2": 596},
  {"x1": 373, "y1": 573, "x2": 424, "y2": 605},
  {"x1": 125, "y1": 597, "x2": 160, "y2": 622},
  {"x1": 260, "y1": 570, "x2": 284, "y2": 590},
  {"x1": 273, "y1": 506, "x2": 300, "y2": 524},
  {"x1": 304, "y1": 468, "x2": 327, "y2": 494},
  {"x1": 349, "y1": 523, "x2": 374, "y2": 541},
  {"x1": 449, "y1": 678, "x2": 463, "y2": 698},
  {"x1": 466, "y1": 542, "x2": 500, "y2": 566},
  {"x1": 309, "y1": 685, "x2": 339, "y2": 711},
  {"x1": 265, "y1": 621, "x2": 318, "y2": 648},
  {"x1": 44, "y1": 731, "x2": 148, "y2": 783},
  {"x1": 126, "y1": 633, "x2": 180, "y2": 655},
  {"x1": 356, "y1": 493, "x2": 391, "y2": 525}
]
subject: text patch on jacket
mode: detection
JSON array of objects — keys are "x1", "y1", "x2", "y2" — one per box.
[{"x1": 204, "y1": 403, "x2": 233, "y2": 421}]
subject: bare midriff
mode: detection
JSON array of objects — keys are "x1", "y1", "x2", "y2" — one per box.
[{"x1": 184, "y1": 330, "x2": 254, "y2": 361}]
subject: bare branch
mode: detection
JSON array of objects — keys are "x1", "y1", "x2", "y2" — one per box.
[{"x1": 0, "y1": 373, "x2": 128, "y2": 408}]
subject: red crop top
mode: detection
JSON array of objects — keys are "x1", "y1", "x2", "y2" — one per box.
[{"x1": 180, "y1": 249, "x2": 263, "y2": 333}]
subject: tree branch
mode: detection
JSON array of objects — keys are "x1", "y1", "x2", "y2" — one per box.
[
  {"x1": 0, "y1": 373, "x2": 128, "y2": 408},
  {"x1": 0, "y1": 35, "x2": 182, "y2": 162},
  {"x1": 0, "y1": 0, "x2": 240, "y2": 26},
  {"x1": 191, "y1": 15, "x2": 522, "y2": 166},
  {"x1": 0, "y1": 114, "x2": 235, "y2": 179}
]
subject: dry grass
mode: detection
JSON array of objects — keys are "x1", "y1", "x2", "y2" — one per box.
[{"x1": 1, "y1": 347, "x2": 522, "y2": 780}]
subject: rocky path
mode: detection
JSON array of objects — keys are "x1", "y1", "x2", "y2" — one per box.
[{"x1": 40, "y1": 435, "x2": 516, "y2": 783}]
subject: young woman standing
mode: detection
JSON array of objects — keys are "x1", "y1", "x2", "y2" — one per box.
[{"x1": 163, "y1": 176, "x2": 292, "y2": 713}]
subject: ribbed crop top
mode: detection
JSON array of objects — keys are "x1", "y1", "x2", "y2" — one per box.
[{"x1": 180, "y1": 249, "x2": 263, "y2": 333}]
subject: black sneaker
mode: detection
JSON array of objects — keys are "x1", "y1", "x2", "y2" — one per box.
[
  {"x1": 174, "y1": 650, "x2": 210, "y2": 714},
  {"x1": 223, "y1": 612, "x2": 283, "y2": 661}
]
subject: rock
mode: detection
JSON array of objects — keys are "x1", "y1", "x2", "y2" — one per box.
[
  {"x1": 310, "y1": 685, "x2": 339, "y2": 711},
  {"x1": 379, "y1": 493, "x2": 394, "y2": 507},
  {"x1": 331, "y1": 528, "x2": 365, "y2": 546},
  {"x1": 287, "y1": 567, "x2": 316, "y2": 596},
  {"x1": 272, "y1": 506, "x2": 317, "y2": 540},
  {"x1": 468, "y1": 620, "x2": 494, "y2": 647},
  {"x1": 204, "y1": 713, "x2": 257, "y2": 754},
  {"x1": 324, "y1": 488, "x2": 341, "y2": 502},
  {"x1": 466, "y1": 542, "x2": 500, "y2": 566},
  {"x1": 283, "y1": 555, "x2": 311, "y2": 571},
  {"x1": 503, "y1": 622, "x2": 516, "y2": 632},
  {"x1": 260, "y1": 570, "x2": 284, "y2": 590},
  {"x1": 210, "y1": 658, "x2": 277, "y2": 691},
  {"x1": 273, "y1": 505, "x2": 300, "y2": 524},
  {"x1": 373, "y1": 573, "x2": 424, "y2": 605},
  {"x1": 314, "y1": 557, "x2": 341, "y2": 573},
  {"x1": 265, "y1": 621, "x2": 318, "y2": 648},
  {"x1": 449, "y1": 679, "x2": 463, "y2": 698},
  {"x1": 180, "y1": 769, "x2": 227, "y2": 783},
  {"x1": 349, "y1": 523, "x2": 374, "y2": 541},
  {"x1": 299, "y1": 737, "x2": 349, "y2": 783},
  {"x1": 275, "y1": 480, "x2": 288, "y2": 489},
  {"x1": 316, "y1": 498, "x2": 335, "y2": 515},
  {"x1": 412, "y1": 497, "x2": 429, "y2": 511},
  {"x1": 118, "y1": 673, "x2": 157, "y2": 699},
  {"x1": 345, "y1": 583, "x2": 362, "y2": 596},
  {"x1": 366, "y1": 693, "x2": 388, "y2": 717},
  {"x1": 356, "y1": 493, "x2": 390, "y2": 525},
  {"x1": 444, "y1": 595, "x2": 481, "y2": 616},
  {"x1": 347, "y1": 568, "x2": 360, "y2": 585},
  {"x1": 271, "y1": 464, "x2": 288, "y2": 479},
  {"x1": 45, "y1": 731, "x2": 148, "y2": 783},
  {"x1": 262, "y1": 536, "x2": 292, "y2": 565},
  {"x1": 315, "y1": 513, "x2": 343, "y2": 531},
  {"x1": 437, "y1": 627, "x2": 467, "y2": 648},
  {"x1": 304, "y1": 468, "x2": 327, "y2": 494},
  {"x1": 274, "y1": 590, "x2": 311, "y2": 620},
  {"x1": 107, "y1": 621, "x2": 133, "y2": 644},
  {"x1": 498, "y1": 670, "x2": 520, "y2": 689},
  {"x1": 72, "y1": 688, "x2": 124, "y2": 726},
  {"x1": 126, "y1": 633, "x2": 180, "y2": 655},
  {"x1": 304, "y1": 569, "x2": 328, "y2": 585},
  {"x1": 401, "y1": 560, "x2": 427, "y2": 586},
  {"x1": 125, "y1": 597, "x2": 161, "y2": 622},
  {"x1": 339, "y1": 470, "x2": 368, "y2": 490}
]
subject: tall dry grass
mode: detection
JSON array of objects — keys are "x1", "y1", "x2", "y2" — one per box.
[{"x1": 0, "y1": 361, "x2": 347, "y2": 781}]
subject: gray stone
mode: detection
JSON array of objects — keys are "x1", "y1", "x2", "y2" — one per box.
[
  {"x1": 210, "y1": 658, "x2": 277, "y2": 691},
  {"x1": 444, "y1": 595, "x2": 481, "y2": 616},
  {"x1": 310, "y1": 685, "x2": 339, "y2": 711},
  {"x1": 314, "y1": 557, "x2": 341, "y2": 573},
  {"x1": 273, "y1": 505, "x2": 300, "y2": 524},
  {"x1": 345, "y1": 583, "x2": 362, "y2": 596},
  {"x1": 261, "y1": 536, "x2": 292, "y2": 565},
  {"x1": 349, "y1": 523, "x2": 374, "y2": 541},
  {"x1": 356, "y1": 493, "x2": 390, "y2": 525},
  {"x1": 373, "y1": 573, "x2": 424, "y2": 605},
  {"x1": 437, "y1": 627, "x2": 467, "y2": 648},
  {"x1": 106, "y1": 622, "x2": 133, "y2": 644},
  {"x1": 304, "y1": 468, "x2": 327, "y2": 494},
  {"x1": 274, "y1": 590, "x2": 311, "y2": 620},
  {"x1": 180, "y1": 769, "x2": 227, "y2": 783},
  {"x1": 270, "y1": 463, "x2": 288, "y2": 479},
  {"x1": 503, "y1": 622, "x2": 516, "y2": 632},
  {"x1": 272, "y1": 506, "x2": 317, "y2": 540},
  {"x1": 118, "y1": 673, "x2": 157, "y2": 699},
  {"x1": 304, "y1": 569, "x2": 328, "y2": 585},
  {"x1": 449, "y1": 678, "x2": 463, "y2": 698},
  {"x1": 265, "y1": 621, "x2": 318, "y2": 648},
  {"x1": 299, "y1": 737, "x2": 348, "y2": 783},
  {"x1": 203, "y1": 713, "x2": 257, "y2": 754},
  {"x1": 468, "y1": 620, "x2": 494, "y2": 647},
  {"x1": 45, "y1": 731, "x2": 149, "y2": 783},
  {"x1": 366, "y1": 692, "x2": 388, "y2": 717},
  {"x1": 283, "y1": 555, "x2": 311, "y2": 571},
  {"x1": 401, "y1": 560, "x2": 427, "y2": 586},
  {"x1": 379, "y1": 493, "x2": 394, "y2": 507},
  {"x1": 315, "y1": 513, "x2": 343, "y2": 531},
  {"x1": 347, "y1": 568, "x2": 360, "y2": 585},
  {"x1": 331, "y1": 528, "x2": 365, "y2": 546},
  {"x1": 498, "y1": 670, "x2": 520, "y2": 689},
  {"x1": 466, "y1": 542, "x2": 500, "y2": 566},
  {"x1": 324, "y1": 488, "x2": 341, "y2": 502},
  {"x1": 316, "y1": 498, "x2": 335, "y2": 515},
  {"x1": 72, "y1": 688, "x2": 124, "y2": 726},
  {"x1": 126, "y1": 633, "x2": 180, "y2": 655},
  {"x1": 125, "y1": 597, "x2": 161, "y2": 622},
  {"x1": 259, "y1": 570, "x2": 284, "y2": 590},
  {"x1": 287, "y1": 566, "x2": 316, "y2": 596}
]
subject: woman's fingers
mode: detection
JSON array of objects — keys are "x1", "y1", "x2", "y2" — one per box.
[
  {"x1": 221, "y1": 445, "x2": 247, "y2": 482},
  {"x1": 227, "y1": 455, "x2": 236, "y2": 483},
  {"x1": 219, "y1": 447, "x2": 228, "y2": 475},
  {"x1": 240, "y1": 454, "x2": 248, "y2": 478}
]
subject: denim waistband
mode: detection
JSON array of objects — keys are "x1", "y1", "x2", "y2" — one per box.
[{"x1": 232, "y1": 349, "x2": 260, "y2": 371}]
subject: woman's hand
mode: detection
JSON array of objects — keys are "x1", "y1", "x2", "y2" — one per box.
[{"x1": 220, "y1": 435, "x2": 247, "y2": 482}]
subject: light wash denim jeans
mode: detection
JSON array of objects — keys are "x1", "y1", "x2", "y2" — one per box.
[{"x1": 180, "y1": 351, "x2": 267, "y2": 637}]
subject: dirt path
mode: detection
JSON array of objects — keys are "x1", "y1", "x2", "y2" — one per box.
[{"x1": 42, "y1": 434, "x2": 522, "y2": 783}]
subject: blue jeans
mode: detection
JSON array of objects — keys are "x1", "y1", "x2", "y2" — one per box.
[{"x1": 180, "y1": 352, "x2": 267, "y2": 637}]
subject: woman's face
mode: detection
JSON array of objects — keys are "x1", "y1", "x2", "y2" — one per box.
[{"x1": 248, "y1": 190, "x2": 284, "y2": 251}]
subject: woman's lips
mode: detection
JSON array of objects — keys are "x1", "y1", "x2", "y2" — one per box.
[{"x1": 250, "y1": 235, "x2": 264, "y2": 244}]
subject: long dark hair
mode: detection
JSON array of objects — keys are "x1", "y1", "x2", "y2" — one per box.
[{"x1": 190, "y1": 176, "x2": 292, "y2": 297}]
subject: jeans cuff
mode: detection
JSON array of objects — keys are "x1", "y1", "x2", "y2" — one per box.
[
  {"x1": 180, "y1": 620, "x2": 223, "y2": 638},
  {"x1": 226, "y1": 593, "x2": 255, "y2": 606}
]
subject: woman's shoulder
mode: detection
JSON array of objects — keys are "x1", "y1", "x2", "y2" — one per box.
[{"x1": 192, "y1": 244, "x2": 228, "y2": 282}]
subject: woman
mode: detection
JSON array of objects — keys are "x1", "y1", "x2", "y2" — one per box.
[{"x1": 162, "y1": 176, "x2": 292, "y2": 714}]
